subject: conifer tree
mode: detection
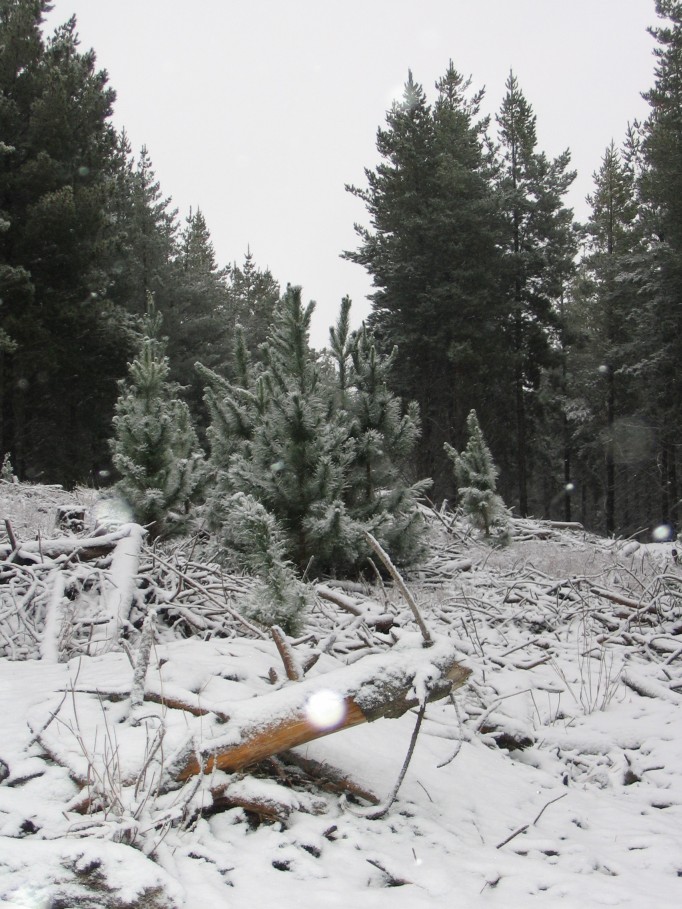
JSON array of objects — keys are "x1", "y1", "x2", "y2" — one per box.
[
  {"x1": 222, "y1": 493, "x2": 309, "y2": 635},
  {"x1": 634, "y1": 0, "x2": 682, "y2": 529},
  {"x1": 165, "y1": 207, "x2": 229, "y2": 422},
  {"x1": 567, "y1": 142, "x2": 643, "y2": 534},
  {"x1": 495, "y1": 72, "x2": 578, "y2": 516},
  {"x1": 111, "y1": 298, "x2": 204, "y2": 539},
  {"x1": 0, "y1": 3, "x2": 133, "y2": 484},
  {"x1": 201, "y1": 285, "x2": 360, "y2": 573},
  {"x1": 445, "y1": 410, "x2": 509, "y2": 538},
  {"x1": 225, "y1": 249, "x2": 280, "y2": 360},
  {"x1": 330, "y1": 306, "x2": 430, "y2": 563},
  {"x1": 200, "y1": 289, "x2": 427, "y2": 578},
  {"x1": 345, "y1": 65, "x2": 503, "y2": 496}
]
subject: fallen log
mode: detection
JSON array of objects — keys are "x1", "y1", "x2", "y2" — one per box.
[
  {"x1": 88, "y1": 524, "x2": 146, "y2": 655},
  {"x1": 547, "y1": 521, "x2": 584, "y2": 531},
  {"x1": 315, "y1": 583, "x2": 395, "y2": 632},
  {"x1": 172, "y1": 637, "x2": 470, "y2": 781},
  {"x1": 0, "y1": 524, "x2": 144, "y2": 563}
]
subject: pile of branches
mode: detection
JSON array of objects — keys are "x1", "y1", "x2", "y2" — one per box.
[
  {"x1": 0, "y1": 502, "x2": 471, "y2": 843},
  {"x1": 0, "y1": 518, "x2": 267, "y2": 662}
]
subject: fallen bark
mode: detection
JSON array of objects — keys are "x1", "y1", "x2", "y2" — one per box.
[
  {"x1": 172, "y1": 639, "x2": 470, "y2": 781},
  {"x1": 210, "y1": 775, "x2": 327, "y2": 822}
]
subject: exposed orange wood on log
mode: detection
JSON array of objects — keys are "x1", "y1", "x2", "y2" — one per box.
[
  {"x1": 177, "y1": 697, "x2": 368, "y2": 779},
  {"x1": 173, "y1": 645, "x2": 471, "y2": 782}
]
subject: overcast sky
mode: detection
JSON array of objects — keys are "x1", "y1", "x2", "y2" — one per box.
[{"x1": 47, "y1": 0, "x2": 657, "y2": 347}]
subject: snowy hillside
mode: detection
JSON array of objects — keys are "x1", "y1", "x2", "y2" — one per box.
[{"x1": 1, "y1": 481, "x2": 681, "y2": 908}]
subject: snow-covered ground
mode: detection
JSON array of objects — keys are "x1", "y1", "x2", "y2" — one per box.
[{"x1": 1, "y1": 482, "x2": 681, "y2": 907}]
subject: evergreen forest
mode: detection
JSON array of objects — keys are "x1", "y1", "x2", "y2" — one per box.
[{"x1": 2, "y1": 0, "x2": 682, "y2": 550}]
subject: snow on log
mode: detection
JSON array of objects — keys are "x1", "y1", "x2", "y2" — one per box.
[
  {"x1": 88, "y1": 524, "x2": 146, "y2": 655},
  {"x1": 0, "y1": 524, "x2": 145, "y2": 563},
  {"x1": 172, "y1": 636, "x2": 470, "y2": 781},
  {"x1": 40, "y1": 568, "x2": 65, "y2": 663}
]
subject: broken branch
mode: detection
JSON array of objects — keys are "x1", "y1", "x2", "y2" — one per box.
[{"x1": 363, "y1": 531, "x2": 433, "y2": 645}]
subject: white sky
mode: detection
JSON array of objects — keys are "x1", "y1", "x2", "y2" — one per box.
[{"x1": 47, "y1": 0, "x2": 657, "y2": 347}]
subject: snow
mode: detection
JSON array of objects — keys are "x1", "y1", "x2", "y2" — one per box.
[{"x1": 1, "y1": 484, "x2": 682, "y2": 906}]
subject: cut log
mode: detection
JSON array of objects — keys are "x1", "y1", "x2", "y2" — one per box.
[{"x1": 172, "y1": 638, "x2": 470, "y2": 781}]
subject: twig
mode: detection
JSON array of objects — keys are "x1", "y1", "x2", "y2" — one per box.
[
  {"x1": 26, "y1": 690, "x2": 68, "y2": 747},
  {"x1": 363, "y1": 530, "x2": 433, "y2": 646},
  {"x1": 354, "y1": 700, "x2": 427, "y2": 820},
  {"x1": 436, "y1": 692, "x2": 467, "y2": 767},
  {"x1": 366, "y1": 858, "x2": 412, "y2": 887},
  {"x1": 496, "y1": 793, "x2": 567, "y2": 849}
]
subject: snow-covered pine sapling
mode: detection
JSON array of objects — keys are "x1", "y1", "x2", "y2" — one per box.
[
  {"x1": 200, "y1": 289, "x2": 428, "y2": 577},
  {"x1": 341, "y1": 322, "x2": 430, "y2": 566},
  {"x1": 444, "y1": 409, "x2": 509, "y2": 540},
  {"x1": 223, "y1": 492, "x2": 309, "y2": 635},
  {"x1": 200, "y1": 286, "x2": 359, "y2": 574},
  {"x1": 1, "y1": 452, "x2": 14, "y2": 482},
  {"x1": 111, "y1": 296, "x2": 205, "y2": 540}
]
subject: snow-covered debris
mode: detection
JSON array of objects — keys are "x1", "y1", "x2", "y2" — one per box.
[{"x1": 1, "y1": 484, "x2": 682, "y2": 906}]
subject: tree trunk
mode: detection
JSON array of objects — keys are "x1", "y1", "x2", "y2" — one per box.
[
  {"x1": 515, "y1": 356, "x2": 528, "y2": 517},
  {"x1": 605, "y1": 368, "x2": 615, "y2": 536}
]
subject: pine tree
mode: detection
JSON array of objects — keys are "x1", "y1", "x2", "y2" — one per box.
[
  {"x1": 201, "y1": 285, "x2": 360, "y2": 573},
  {"x1": 222, "y1": 493, "x2": 309, "y2": 635},
  {"x1": 331, "y1": 307, "x2": 430, "y2": 564},
  {"x1": 124, "y1": 146, "x2": 178, "y2": 313},
  {"x1": 495, "y1": 72, "x2": 578, "y2": 516},
  {"x1": 164, "y1": 207, "x2": 229, "y2": 423},
  {"x1": 345, "y1": 65, "x2": 503, "y2": 496},
  {"x1": 111, "y1": 298, "x2": 204, "y2": 539},
  {"x1": 635, "y1": 0, "x2": 682, "y2": 530},
  {"x1": 566, "y1": 142, "x2": 643, "y2": 534},
  {"x1": 225, "y1": 249, "x2": 280, "y2": 360},
  {"x1": 445, "y1": 410, "x2": 509, "y2": 538},
  {"x1": 200, "y1": 289, "x2": 427, "y2": 578},
  {"x1": 0, "y1": 3, "x2": 134, "y2": 484}
]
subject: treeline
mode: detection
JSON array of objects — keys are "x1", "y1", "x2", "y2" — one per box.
[
  {"x1": 1, "y1": 0, "x2": 681, "y2": 541},
  {"x1": 0, "y1": 1, "x2": 279, "y2": 486},
  {"x1": 347, "y1": 1, "x2": 682, "y2": 539}
]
